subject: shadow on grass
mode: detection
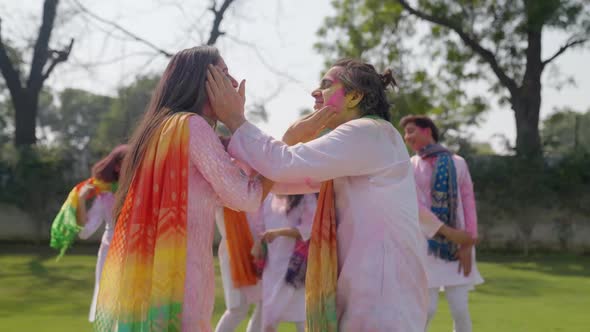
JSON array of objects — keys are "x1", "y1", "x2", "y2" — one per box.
[{"x1": 0, "y1": 254, "x2": 95, "y2": 318}]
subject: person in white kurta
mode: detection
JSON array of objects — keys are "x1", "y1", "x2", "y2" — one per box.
[
  {"x1": 207, "y1": 59, "x2": 429, "y2": 331},
  {"x1": 77, "y1": 191, "x2": 115, "y2": 322},
  {"x1": 214, "y1": 207, "x2": 262, "y2": 332},
  {"x1": 250, "y1": 194, "x2": 316, "y2": 332},
  {"x1": 226, "y1": 117, "x2": 429, "y2": 331},
  {"x1": 401, "y1": 115, "x2": 483, "y2": 332}
]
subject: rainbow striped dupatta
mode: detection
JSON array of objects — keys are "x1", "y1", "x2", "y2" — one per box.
[
  {"x1": 305, "y1": 180, "x2": 338, "y2": 332},
  {"x1": 50, "y1": 178, "x2": 117, "y2": 260},
  {"x1": 94, "y1": 112, "x2": 192, "y2": 332}
]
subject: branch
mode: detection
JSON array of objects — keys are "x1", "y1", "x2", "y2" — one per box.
[
  {"x1": 72, "y1": 0, "x2": 173, "y2": 57},
  {"x1": 542, "y1": 37, "x2": 588, "y2": 67},
  {"x1": 42, "y1": 38, "x2": 74, "y2": 81},
  {"x1": 224, "y1": 34, "x2": 303, "y2": 86},
  {"x1": 396, "y1": 0, "x2": 519, "y2": 95},
  {"x1": 207, "y1": 0, "x2": 236, "y2": 45},
  {"x1": 0, "y1": 19, "x2": 24, "y2": 99},
  {"x1": 27, "y1": 0, "x2": 59, "y2": 92}
]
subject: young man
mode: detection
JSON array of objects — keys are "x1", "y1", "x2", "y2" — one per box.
[{"x1": 401, "y1": 115, "x2": 484, "y2": 332}]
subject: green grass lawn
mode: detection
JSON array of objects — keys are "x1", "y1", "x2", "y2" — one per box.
[{"x1": 0, "y1": 246, "x2": 588, "y2": 332}]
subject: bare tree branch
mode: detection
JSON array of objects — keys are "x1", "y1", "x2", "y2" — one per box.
[
  {"x1": 396, "y1": 0, "x2": 519, "y2": 96},
  {"x1": 42, "y1": 38, "x2": 74, "y2": 81},
  {"x1": 27, "y1": 0, "x2": 59, "y2": 92},
  {"x1": 71, "y1": 0, "x2": 174, "y2": 57},
  {"x1": 207, "y1": 0, "x2": 236, "y2": 45},
  {"x1": 542, "y1": 37, "x2": 588, "y2": 67},
  {"x1": 0, "y1": 19, "x2": 24, "y2": 98},
  {"x1": 224, "y1": 34, "x2": 303, "y2": 86}
]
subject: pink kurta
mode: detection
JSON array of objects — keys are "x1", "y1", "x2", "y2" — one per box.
[
  {"x1": 228, "y1": 118, "x2": 428, "y2": 332},
  {"x1": 183, "y1": 115, "x2": 262, "y2": 331},
  {"x1": 411, "y1": 154, "x2": 484, "y2": 289},
  {"x1": 249, "y1": 194, "x2": 316, "y2": 329}
]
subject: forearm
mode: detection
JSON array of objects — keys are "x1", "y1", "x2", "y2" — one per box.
[
  {"x1": 76, "y1": 199, "x2": 88, "y2": 227},
  {"x1": 276, "y1": 227, "x2": 302, "y2": 240},
  {"x1": 438, "y1": 224, "x2": 476, "y2": 246}
]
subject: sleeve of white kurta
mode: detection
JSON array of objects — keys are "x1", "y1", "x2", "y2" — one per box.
[
  {"x1": 457, "y1": 157, "x2": 478, "y2": 238},
  {"x1": 78, "y1": 196, "x2": 105, "y2": 240},
  {"x1": 271, "y1": 181, "x2": 321, "y2": 195},
  {"x1": 227, "y1": 119, "x2": 402, "y2": 183},
  {"x1": 188, "y1": 116, "x2": 262, "y2": 212},
  {"x1": 295, "y1": 194, "x2": 317, "y2": 241}
]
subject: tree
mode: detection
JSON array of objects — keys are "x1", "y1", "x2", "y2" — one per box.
[
  {"x1": 541, "y1": 108, "x2": 589, "y2": 155},
  {"x1": 0, "y1": 0, "x2": 239, "y2": 147},
  {"x1": 317, "y1": 0, "x2": 589, "y2": 158},
  {"x1": 0, "y1": 0, "x2": 74, "y2": 146},
  {"x1": 94, "y1": 75, "x2": 160, "y2": 151}
]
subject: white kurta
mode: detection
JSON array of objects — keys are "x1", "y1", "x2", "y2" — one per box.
[
  {"x1": 248, "y1": 194, "x2": 316, "y2": 328},
  {"x1": 411, "y1": 155, "x2": 484, "y2": 289},
  {"x1": 78, "y1": 192, "x2": 115, "y2": 322},
  {"x1": 215, "y1": 208, "x2": 262, "y2": 310},
  {"x1": 228, "y1": 118, "x2": 429, "y2": 332}
]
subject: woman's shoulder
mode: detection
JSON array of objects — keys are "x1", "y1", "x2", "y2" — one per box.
[
  {"x1": 187, "y1": 114, "x2": 217, "y2": 139},
  {"x1": 187, "y1": 113, "x2": 208, "y2": 127}
]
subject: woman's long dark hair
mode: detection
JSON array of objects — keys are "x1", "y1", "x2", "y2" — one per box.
[
  {"x1": 113, "y1": 46, "x2": 221, "y2": 219},
  {"x1": 333, "y1": 58, "x2": 397, "y2": 122},
  {"x1": 285, "y1": 195, "x2": 304, "y2": 215},
  {"x1": 91, "y1": 145, "x2": 128, "y2": 182}
]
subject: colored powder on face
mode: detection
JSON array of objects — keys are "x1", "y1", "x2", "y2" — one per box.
[{"x1": 326, "y1": 88, "x2": 346, "y2": 113}]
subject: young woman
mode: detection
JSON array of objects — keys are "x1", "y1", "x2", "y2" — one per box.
[
  {"x1": 252, "y1": 194, "x2": 316, "y2": 332},
  {"x1": 74, "y1": 145, "x2": 128, "y2": 322},
  {"x1": 207, "y1": 59, "x2": 429, "y2": 331},
  {"x1": 94, "y1": 46, "x2": 267, "y2": 332}
]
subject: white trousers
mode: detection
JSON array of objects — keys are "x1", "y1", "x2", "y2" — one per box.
[
  {"x1": 215, "y1": 301, "x2": 262, "y2": 332},
  {"x1": 426, "y1": 285, "x2": 472, "y2": 332}
]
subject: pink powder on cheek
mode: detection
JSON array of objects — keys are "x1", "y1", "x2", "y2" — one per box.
[{"x1": 325, "y1": 88, "x2": 346, "y2": 113}]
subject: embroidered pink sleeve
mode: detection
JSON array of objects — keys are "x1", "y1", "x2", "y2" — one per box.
[{"x1": 189, "y1": 116, "x2": 262, "y2": 212}]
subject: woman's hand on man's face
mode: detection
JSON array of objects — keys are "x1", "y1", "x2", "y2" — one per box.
[{"x1": 282, "y1": 106, "x2": 337, "y2": 145}]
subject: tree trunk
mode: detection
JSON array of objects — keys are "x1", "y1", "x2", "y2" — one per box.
[
  {"x1": 14, "y1": 93, "x2": 39, "y2": 146},
  {"x1": 512, "y1": 18, "x2": 543, "y2": 159},
  {"x1": 512, "y1": 92, "x2": 542, "y2": 158}
]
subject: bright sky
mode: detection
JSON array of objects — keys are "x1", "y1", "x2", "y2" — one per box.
[{"x1": 1, "y1": 0, "x2": 589, "y2": 151}]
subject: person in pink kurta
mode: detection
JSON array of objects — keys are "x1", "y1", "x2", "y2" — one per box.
[
  {"x1": 105, "y1": 46, "x2": 263, "y2": 332},
  {"x1": 207, "y1": 59, "x2": 429, "y2": 331},
  {"x1": 401, "y1": 115, "x2": 484, "y2": 332},
  {"x1": 249, "y1": 193, "x2": 317, "y2": 332}
]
